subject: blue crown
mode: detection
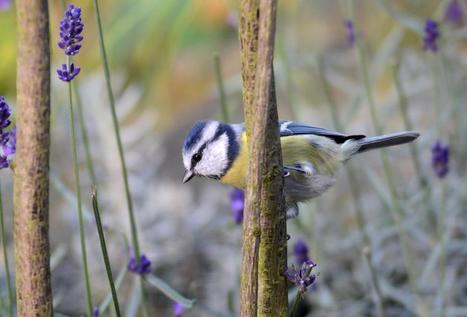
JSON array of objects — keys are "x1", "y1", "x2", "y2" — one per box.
[{"x1": 183, "y1": 120, "x2": 208, "y2": 151}]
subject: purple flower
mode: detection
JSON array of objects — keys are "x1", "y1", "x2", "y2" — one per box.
[
  {"x1": 344, "y1": 19, "x2": 356, "y2": 47},
  {"x1": 173, "y1": 302, "x2": 184, "y2": 317},
  {"x1": 293, "y1": 239, "x2": 309, "y2": 265},
  {"x1": 58, "y1": 4, "x2": 84, "y2": 56},
  {"x1": 0, "y1": 0, "x2": 11, "y2": 11},
  {"x1": 0, "y1": 97, "x2": 15, "y2": 169},
  {"x1": 57, "y1": 4, "x2": 83, "y2": 82},
  {"x1": 92, "y1": 307, "x2": 100, "y2": 317},
  {"x1": 445, "y1": 0, "x2": 464, "y2": 24},
  {"x1": 230, "y1": 189, "x2": 244, "y2": 224},
  {"x1": 432, "y1": 141, "x2": 449, "y2": 178},
  {"x1": 285, "y1": 259, "x2": 318, "y2": 293},
  {"x1": 128, "y1": 254, "x2": 152, "y2": 275},
  {"x1": 0, "y1": 156, "x2": 8, "y2": 169},
  {"x1": 423, "y1": 19, "x2": 440, "y2": 52},
  {"x1": 1, "y1": 126, "x2": 16, "y2": 156},
  {"x1": 226, "y1": 11, "x2": 238, "y2": 29},
  {"x1": 0, "y1": 96, "x2": 11, "y2": 130},
  {"x1": 57, "y1": 63, "x2": 81, "y2": 82}
]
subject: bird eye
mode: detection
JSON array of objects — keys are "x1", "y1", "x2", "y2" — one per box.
[{"x1": 193, "y1": 153, "x2": 202, "y2": 163}]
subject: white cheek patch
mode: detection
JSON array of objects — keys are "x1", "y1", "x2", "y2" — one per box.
[
  {"x1": 183, "y1": 121, "x2": 219, "y2": 170},
  {"x1": 195, "y1": 133, "x2": 229, "y2": 177}
]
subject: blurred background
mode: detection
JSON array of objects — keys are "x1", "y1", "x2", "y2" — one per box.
[{"x1": 0, "y1": 0, "x2": 466, "y2": 316}]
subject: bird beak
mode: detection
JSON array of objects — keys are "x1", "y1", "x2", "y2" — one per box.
[{"x1": 183, "y1": 170, "x2": 195, "y2": 183}]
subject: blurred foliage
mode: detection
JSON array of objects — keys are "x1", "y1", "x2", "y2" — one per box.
[{"x1": 1, "y1": 0, "x2": 467, "y2": 316}]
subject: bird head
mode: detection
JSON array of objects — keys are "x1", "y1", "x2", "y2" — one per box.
[{"x1": 182, "y1": 120, "x2": 239, "y2": 183}]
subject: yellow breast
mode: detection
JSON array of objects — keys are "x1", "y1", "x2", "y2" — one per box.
[{"x1": 220, "y1": 133, "x2": 249, "y2": 188}]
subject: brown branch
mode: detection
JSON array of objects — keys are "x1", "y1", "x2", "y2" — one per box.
[
  {"x1": 240, "y1": 0, "x2": 287, "y2": 316},
  {"x1": 14, "y1": 0, "x2": 53, "y2": 315},
  {"x1": 239, "y1": 1, "x2": 260, "y2": 315}
]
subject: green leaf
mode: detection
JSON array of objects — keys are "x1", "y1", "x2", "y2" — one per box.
[{"x1": 144, "y1": 274, "x2": 195, "y2": 308}]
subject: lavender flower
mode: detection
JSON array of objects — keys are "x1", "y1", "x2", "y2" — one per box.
[
  {"x1": 57, "y1": 63, "x2": 81, "y2": 82},
  {"x1": 57, "y1": 4, "x2": 83, "y2": 82},
  {"x1": 58, "y1": 4, "x2": 84, "y2": 56},
  {"x1": 432, "y1": 141, "x2": 449, "y2": 178},
  {"x1": 0, "y1": 97, "x2": 15, "y2": 169},
  {"x1": 230, "y1": 188, "x2": 244, "y2": 224},
  {"x1": 1, "y1": 127, "x2": 16, "y2": 156},
  {"x1": 285, "y1": 259, "x2": 317, "y2": 293},
  {"x1": 445, "y1": 0, "x2": 464, "y2": 24},
  {"x1": 128, "y1": 254, "x2": 152, "y2": 274},
  {"x1": 173, "y1": 302, "x2": 184, "y2": 317},
  {"x1": 0, "y1": 96, "x2": 11, "y2": 130},
  {"x1": 423, "y1": 19, "x2": 440, "y2": 52},
  {"x1": 344, "y1": 19, "x2": 356, "y2": 47},
  {"x1": 293, "y1": 239, "x2": 309, "y2": 265},
  {"x1": 0, "y1": 0, "x2": 11, "y2": 11}
]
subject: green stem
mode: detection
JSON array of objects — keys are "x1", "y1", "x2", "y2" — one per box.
[
  {"x1": 392, "y1": 62, "x2": 436, "y2": 229},
  {"x1": 363, "y1": 247, "x2": 386, "y2": 317},
  {"x1": 67, "y1": 57, "x2": 93, "y2": 317},
  {"x1": 356, "y1": 41, "x2": 427, "y2": 316},
  {"x1": 91, "y1": 1, "x2": 147, "y2": 315},
  {"x1": 0, "y1": 183, "x2": 14, "y2": 317},
  {"x1": 73, "y1": 81, "x2": 97, "y2": 185},
  {"x1": 438, "y1": 182, "x2": 447, "y2": 317},
  {"x1": 91, "y1": 188, "x2": 121, "y2": 317},
  {"x1": 392, "y1": 62, "x2": 428, "y2": 189},
  {"x1": 289, "y1": 290, "x2": 302, "y2": 317},
  {"x1": 317, "y1": 56, "x2": 386, "y2": 317},
  {"x1": 214, "y1": 54, "x2": 229, "y2": 123},
  {"x1": 92, "y1": 0, "x2": 140, "y2": 263}
]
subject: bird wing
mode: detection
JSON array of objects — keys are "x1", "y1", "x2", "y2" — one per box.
[{"x1": 279, "y1": 121, "x2": 365, "y2": 144}]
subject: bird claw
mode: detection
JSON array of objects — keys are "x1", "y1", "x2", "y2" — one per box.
[{"x1": 286, "y1": 203, "x2": 299, "y2": 219}]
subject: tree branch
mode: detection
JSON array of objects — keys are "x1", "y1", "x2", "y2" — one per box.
[
  {"x1": 240, "y1": 0, "x2": 287, "y2": 316},
  {"x1": 14, "y1": 0, "x2": 53, "y2": 315}
]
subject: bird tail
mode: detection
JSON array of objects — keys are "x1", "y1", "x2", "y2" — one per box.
[
  {"x1": 340, "y1": 131, "x2": 419, "y2": 159},
  {"x1": 356, "y1": 131, "x2": 420, "y2": 153}
]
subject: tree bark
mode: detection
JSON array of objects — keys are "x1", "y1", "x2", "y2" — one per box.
[
  {"x1": 240, "y1": 0, "x2": 287, "y2": 316},
  {"x1": 14, "y1": 1, "x2": 53, "y2": 316}
]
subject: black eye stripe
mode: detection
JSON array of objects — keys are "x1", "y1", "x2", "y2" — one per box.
[{"x1": 190, "y1": 143, "x2": 207, "y2": 169}]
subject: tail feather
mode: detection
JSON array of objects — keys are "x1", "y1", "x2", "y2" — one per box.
[{"x1": 356, "y1": 131, "x2": 420, "y2": 153}]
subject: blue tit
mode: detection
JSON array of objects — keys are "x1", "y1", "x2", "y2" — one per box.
[{"x1": 182, "y1": 120, "x2": 419, "y2": 218}]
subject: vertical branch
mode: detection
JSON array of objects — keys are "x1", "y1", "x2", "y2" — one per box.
[
  {"x1": 255, "y1": 1, "x2": 287, "y2": 316},
  {"x1": 240, "y1": 0, "x2": 287, "y2": 316},
  {"x1": 14, "y1": 0, "x2": 53, "y2": 315},
  {"x1": 239, "y1": 1, "x2": 260, "y2": 315}
]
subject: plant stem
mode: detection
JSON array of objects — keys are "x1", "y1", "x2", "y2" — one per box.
[
  {"x1": 0, "y1": 183, "x2": 14, "y2": 317},
  {"x1": 214, "y1": 54, "x2": 229, "y2": 123},
  {"x1": 91, "y1": 188, "x2": 122, "y2": 317},
  {"x1": 289, "y1": 291, "x2": 302, "y2": 317},
  {"x1": 363, "y1": 247, "x2": 386, "y2": 317},
  {"x1": 392, "y1": 61, "x2": 436, "y2": 229},
  {"x1": 356, "y1": 41, "x2": 427, "y2": 316},
  {"x1": 317, "y1": 56, "x2": 386, "y2": 317},
  {"x1": 91, "y1": 1, "x2": 146, "y2": 315},
  {"x1": 92, "y1": 0, "x2": 140, "y2": 264},
  {"x1": 73, "y1": 81, "x2": 97, "y2": 185},
  {"x1": 67, "y1": 57, "x2": 94, "y2": 317},
  {"x1": 437, "y1": 182, "x2": 447, "y2": 317}
]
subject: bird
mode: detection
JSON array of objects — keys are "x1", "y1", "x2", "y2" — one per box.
[{"x1": 181, "y1": 120, "x2": 419, "y2": 218}]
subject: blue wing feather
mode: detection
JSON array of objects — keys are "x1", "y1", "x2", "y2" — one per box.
[{"x1": 279, "y1": 121, "x2": 365, "y2": 143}]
